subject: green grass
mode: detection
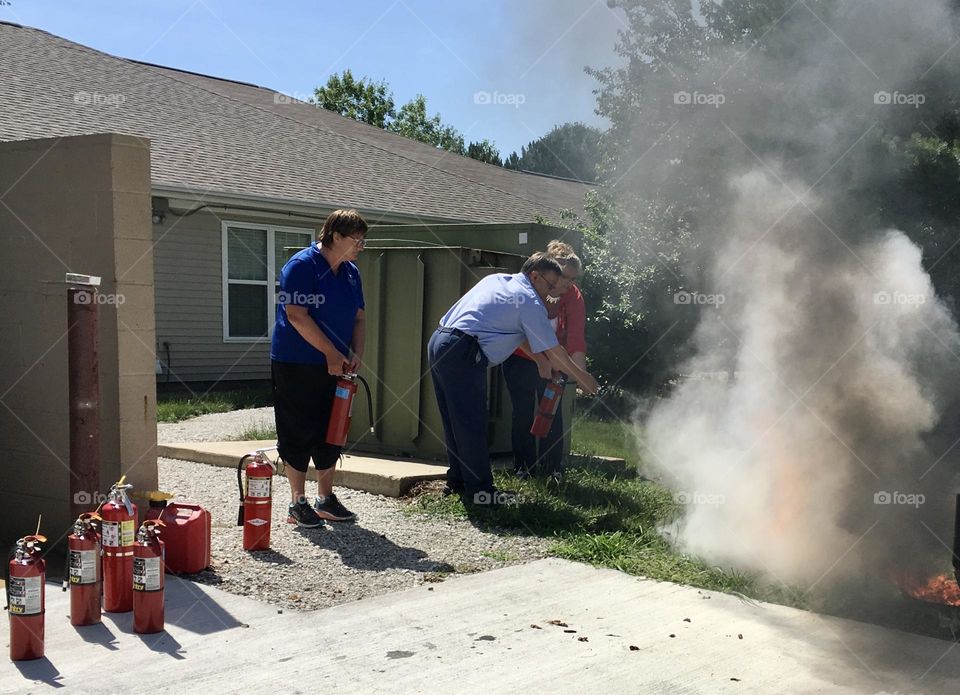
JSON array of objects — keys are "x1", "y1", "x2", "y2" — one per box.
[
  {"x1": 405, "y1": 416, "x2": 804, "y2": 606},
  {"x1": 231, "y1": 422, "x2": 278, "y2": 441},
  {"x1": 569, "y1": 415, "x2": 640, "y2": 463},
  {"x1": 157, "y1": 388, "x2": 273, "y2": 423}
]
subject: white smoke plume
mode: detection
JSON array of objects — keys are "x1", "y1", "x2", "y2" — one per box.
[{"x1": 643, "y1": 168, "x2": 960, "y2": 586}]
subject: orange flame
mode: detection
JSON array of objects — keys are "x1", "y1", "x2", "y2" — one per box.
[{"x1": 902, "y1": 574, "x2": 960, "y2": 606}]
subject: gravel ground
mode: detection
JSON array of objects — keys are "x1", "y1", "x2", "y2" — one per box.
[
  {"x1": 156, "y1": 408, "x2": 550, "y2": 612},
  {"x1": 158, "y1": 406, "x2": 276, "y2": 443}
]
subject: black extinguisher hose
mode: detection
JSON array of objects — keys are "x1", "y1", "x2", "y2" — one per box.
[
  {"x1": 355, "y1": 374, "x2": 374, "y2": 434},
  {"x1": 236, "y1": 453, "x2": 256, "y2": 527}
]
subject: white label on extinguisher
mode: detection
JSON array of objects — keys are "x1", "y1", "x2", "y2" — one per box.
[
  {"x1": 133, "y1": 556, "x2": 162, "y2": 592},
  {"x1": 247, "y1": 477, "x2": 271, "y2": 499},
  {"x1": 247, "y1": 517, "x2": 268, "y2": 526},
  {"x1": 101, "y1": 520, "x2": 119, "y2": 547},
  {"x1": 8, "y1": 575, "x2": 42, "y2": 615},
  {"x1": 69, "y1": 549, "x2": 98, "y2": 585}
]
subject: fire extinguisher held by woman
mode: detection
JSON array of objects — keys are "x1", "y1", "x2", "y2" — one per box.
[{"x1": 270, "y1": 209, "x2": 369, "y2": 528}]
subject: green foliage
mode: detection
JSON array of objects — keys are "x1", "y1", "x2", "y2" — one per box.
[
  {"x1": 313, "y1": 71, "x2": 500, "y2": 163},
  {"x1": 387, "y1": 94, "x2": 465, "y2": 154},
  {"x1": 572, "y1": 0, "x2": 960, "y2": 394},
  {"x1": 312, "y1": 69, "x2": 394, "y2": 128},
  {"x1": 466, "y1": 139, "x2": 502, "y2": 166},
  {"x1": 504, "y1": 122, "x2": 603, "y2": 181}
]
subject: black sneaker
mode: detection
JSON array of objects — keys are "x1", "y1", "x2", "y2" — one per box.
[
  {"x1": 313, "y1": 493, "x2": 356, "y2": 522},
  {"x1": 287, "y1": 500, "x2": 325, "y2": 528}
]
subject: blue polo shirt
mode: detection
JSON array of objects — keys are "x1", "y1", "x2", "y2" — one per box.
[
  {"x1": 270, "y1": 243, "x2": 364, "y2": 365},
  {"x1": 438, "y1": 273, "x2": 559, "y2": 365}
]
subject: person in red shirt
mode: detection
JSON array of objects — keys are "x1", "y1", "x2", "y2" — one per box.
[{"x1": 502, "y1": 240, "x2": 587, "y2": 482}]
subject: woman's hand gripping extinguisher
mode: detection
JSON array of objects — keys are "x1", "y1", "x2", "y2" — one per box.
[
  {"x1": 237, "y1": 449, "x2": 276, "y2": 551},
  {"x1": 6, "y1": 534, "x2": 47, "y2": 661},
  {"x1": 326, "y1": 373, "x2": 374, "y2": 446},
  {"x1": 133, "y1": 520, "x2": 165, "y2": 634},
  {"x1": 101, "y1": 478, "x2": 137, "y2": 613},
  {"x1": 66, "y1": 512, "x2": 101, "y2": 626},
  {"x1": 531, "y1": 374, "x2": 568, "y2": 439}
]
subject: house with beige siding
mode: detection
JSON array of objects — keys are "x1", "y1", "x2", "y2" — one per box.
[{"x1": 0, "y1": 20, "x2": 590, "y2": 386}]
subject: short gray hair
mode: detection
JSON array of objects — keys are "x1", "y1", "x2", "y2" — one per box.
[{"x1": 521, "y1": 251, "x2": 562, "y2": 277}]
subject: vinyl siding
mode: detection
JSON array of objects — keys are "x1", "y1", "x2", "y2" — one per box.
[{"x1": 154, "y1": 210, "x2": 278, "y2": 382}]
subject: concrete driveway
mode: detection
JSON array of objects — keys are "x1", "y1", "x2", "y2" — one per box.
[{"x1": 3, "y1": 558, "x2": 959, "y2": 694}]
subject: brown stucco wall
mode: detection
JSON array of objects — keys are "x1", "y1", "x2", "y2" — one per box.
[{"x1": 0, "y1": 133, "x2": 157, "y2": 551}]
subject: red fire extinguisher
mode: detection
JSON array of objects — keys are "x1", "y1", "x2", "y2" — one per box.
[
  {"x1": 237, "y1": 450, "x2": 275, "y2": 551},
  {"x1": 531, "y1": 374, "x2": 567, "y2": 439},
  {"x1": 133, "y1": 520, "x2": 165, "y2": 634},
  {"x1": 101, "y1": 478, "x2": 137, "y2": 613},
  {"x1": 325, "y1": 373, "x2": 374, "y2": 446},
  {"x1": 7, "y1": 534, "x2": 46, "y2": 661},
  {"x1": 67, "y1": 512, "x2": 101, "y2": 626}
]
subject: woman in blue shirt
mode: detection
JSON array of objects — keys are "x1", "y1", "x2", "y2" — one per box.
[{"x1": 271, "y1": 209, "x2": 367, "y2": 527}]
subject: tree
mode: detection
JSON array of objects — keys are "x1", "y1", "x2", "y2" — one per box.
[
  {"x1": 504, "y1": 122, "x2": 603, "y2": 181},
  {"x1": 312, "y1": 69, "x2": 394, "y2": 128},
  {"x1": 388, "y1": 94, "x2": 466, "y2": 155},
  {"x1": 466, "y1": 139, "x2": 502, "y2": 166},
  {"x1": 574, "y1": 0, "x2": 960, "y2": 394},
  {"x1": 313, "y1": 71, "x2": 505, "y2": 163}
]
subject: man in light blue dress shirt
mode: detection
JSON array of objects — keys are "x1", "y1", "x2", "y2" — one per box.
[{"x1": 428, "y1": 252, "x2": 599, "y2": 505}]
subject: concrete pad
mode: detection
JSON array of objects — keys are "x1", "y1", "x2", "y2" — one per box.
[
  {"x1": 157, "y1": 440, "x2": 447, "y2": 497},
  {"x1": 4, "y1": 558, "x2": 960, "y2": 693}
]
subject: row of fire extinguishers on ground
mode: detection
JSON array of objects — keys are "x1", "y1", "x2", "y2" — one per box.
[
  {"x1": 6, "y1": 478, "x2": 166, "y2": 661},
  {"x1": 236, "y1": 372, "x2": 374, "y2": 551}
]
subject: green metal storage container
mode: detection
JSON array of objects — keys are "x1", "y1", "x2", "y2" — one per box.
[{"x1": 346, "y1": 223, "x2": 581, "y2": 462}]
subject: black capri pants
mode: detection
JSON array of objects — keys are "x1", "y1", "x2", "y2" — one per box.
[{"x1": 271, "y1": 360, "x2": 342, "y2": 472}]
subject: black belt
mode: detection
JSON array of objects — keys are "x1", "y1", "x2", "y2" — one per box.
[{"x1": 437, "y1": 326, "x2": 477, "y2": 342}]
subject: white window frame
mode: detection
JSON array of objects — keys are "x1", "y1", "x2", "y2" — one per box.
[{"x1": 221, "y1": 221, "x2": 314, "y2": 343}]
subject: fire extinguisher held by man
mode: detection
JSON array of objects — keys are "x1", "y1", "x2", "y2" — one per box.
[
  {"x1": 270, "y1": 209, "x2": 369, "y2": 528},
  {"x1": 428, "y1": 251, "x2": 599, "y2": 507},
  {"x1": 503, "y1": 240, "x2": 588, "y2": 483}
]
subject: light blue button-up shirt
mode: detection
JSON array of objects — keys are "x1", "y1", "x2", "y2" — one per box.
[{"x1": 438, "y1": 273, "x2": 559, "y2": 366}]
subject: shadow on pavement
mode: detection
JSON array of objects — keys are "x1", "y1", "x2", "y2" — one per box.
[{"x1": 294, "y1": 523, "x2": 454, "y2": 573}]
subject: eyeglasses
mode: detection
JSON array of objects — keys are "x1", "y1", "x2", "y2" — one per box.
[
  {"x1": 343, "y1": 235, "x2": 366, "y2": 249},
  {"x1": 539, "y1": 273, "x2": 560, "y2": 293}
]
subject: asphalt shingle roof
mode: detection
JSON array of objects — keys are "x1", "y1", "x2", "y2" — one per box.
[{"x1": 0, "y1": 21, "x2": 591, "y2": 223}]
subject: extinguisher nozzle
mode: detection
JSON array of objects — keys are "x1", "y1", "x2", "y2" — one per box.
[{"x1": 237, "y1": 504, "x2": 244, "y2": 527}]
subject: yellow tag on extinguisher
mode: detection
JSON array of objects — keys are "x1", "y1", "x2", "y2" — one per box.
[{"x1": 120, "y1": 519, "x2": 135, "y2": 547}]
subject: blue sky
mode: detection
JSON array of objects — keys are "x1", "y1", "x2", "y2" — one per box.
[{"x1": 2, "y1": 0, "x2": 625, "y2": 156}]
